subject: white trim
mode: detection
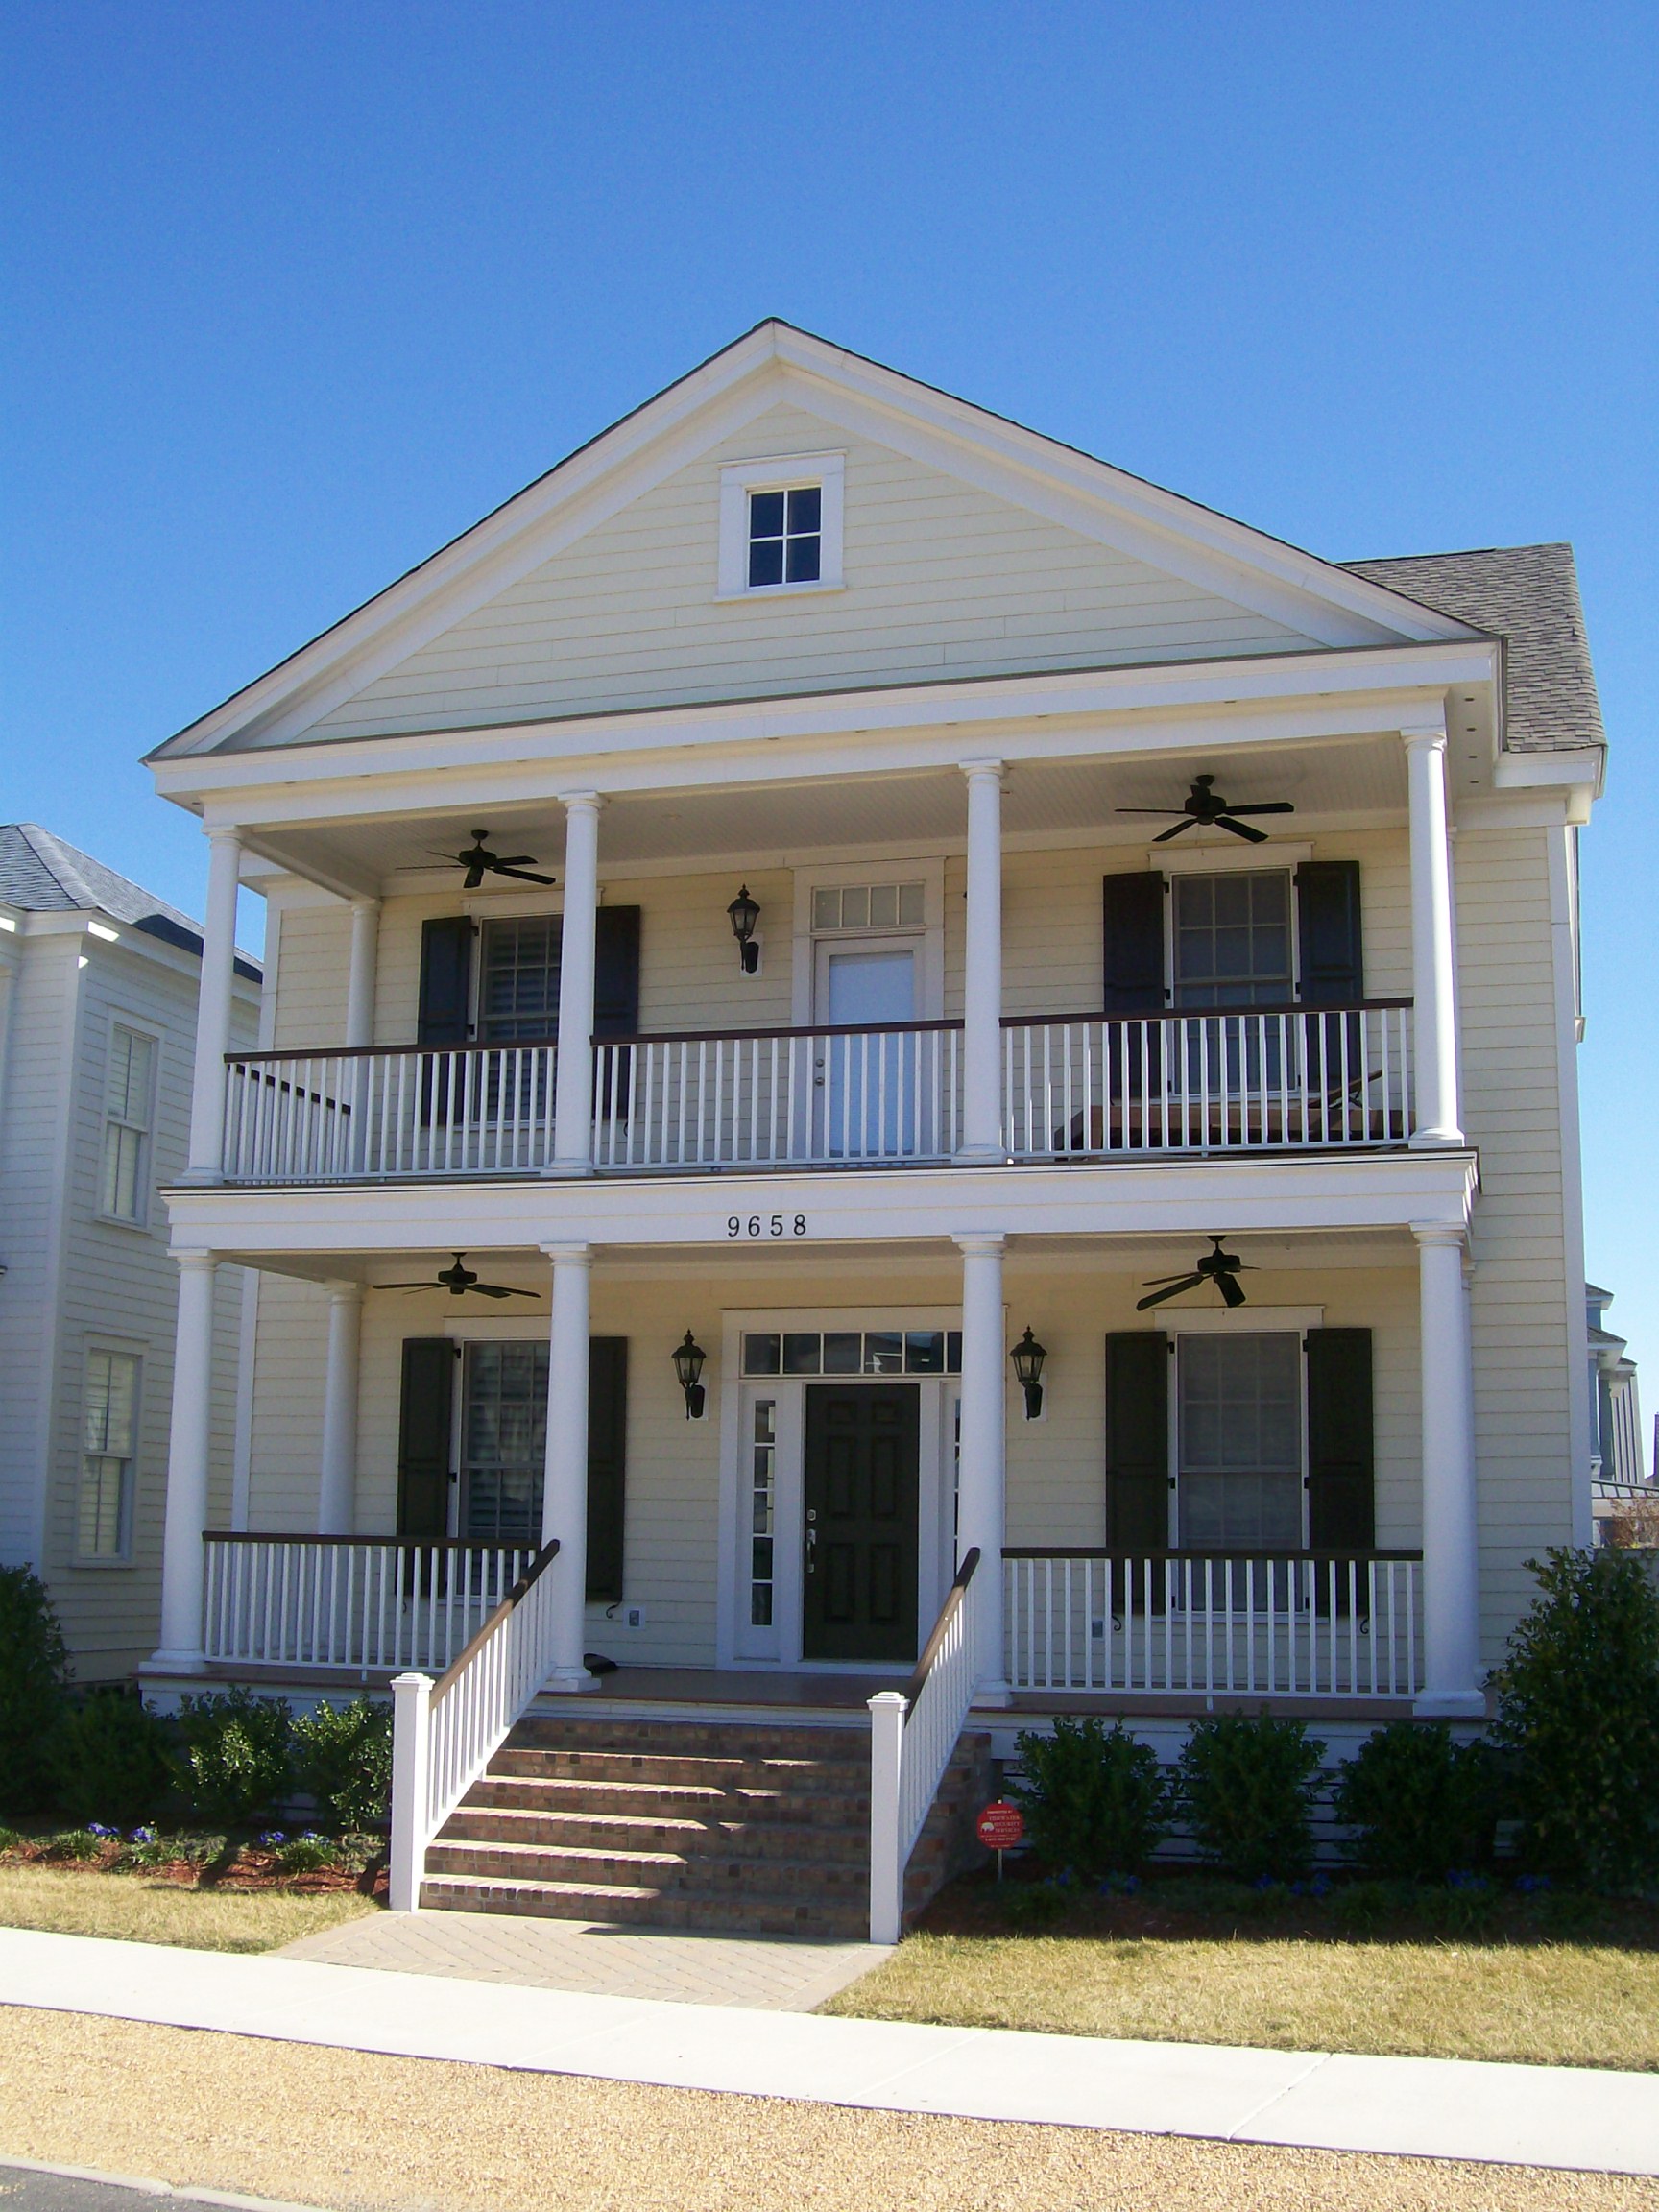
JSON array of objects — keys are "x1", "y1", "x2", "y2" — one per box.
[
  {"x1": 1161, "y1": 1303, "x2": 1324, "y2": 1334},
  {"x1": 1152, "y1": 839, "x2": 1313, "y2": 876},
  {"x1": 716, "y1": 451, "x2": 846, "y2": 597},
  {"x1": 1547, "y1": 824, "x2": 1595, "y2": 1545}
]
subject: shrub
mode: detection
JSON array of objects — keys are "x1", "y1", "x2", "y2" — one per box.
[
  {"x1": 1176, "y1": 1712, "x2": 1325, "y2": 1884},
  {"x1": 171, "y1": 1689, "x2": 292, "y2": 1825},
  {"x1": 1489, "y1": 1547, "x2": 1659, "y2": 1890},
  {"x1": 1334, "y1": 1720, "x2": 1497, "y2": 1880},
  {"x1": 290, "y1": 1696, "x2": 393, "y2": 1834},
  {"x1": 1012, "y1": 1717, "x2": 1170, "y2": 1881},
  {"x1": 48, "y1": 1689, "x2": 172, "y2": 1827},
  {"x1": 0, "y1": 1566, "x2": 69, "y2": 1814},
  {"x1": 40, "y1": 1827, "x2": 106, "y2": 1862},
  {"x1": 262, "y1": 1830, "x2": 348, "y2": 1874}
]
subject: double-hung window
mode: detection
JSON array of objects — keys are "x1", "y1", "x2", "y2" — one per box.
[
  {"x1": 1172, "y1": 873, "x2": 1292, "y2": 1008},
  {"x1": 1178, "y1": 1332, "x2": 1302, "y2": 1549},
  {"x1": 101, "y1": 1025, "x2": 156, "y2": 1223},
  {"x1": 80, "y1": 1349, "x2": 140, "y2": 1559}
]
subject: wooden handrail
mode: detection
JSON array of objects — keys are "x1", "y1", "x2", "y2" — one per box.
[
  {"x1": 429, "y1": 1538, "x2": 560, "y2": 1705},
  {"x1": 201, "y1": 1531, "x2": 536, "y2": 1551},
  {"x1": 903, "y1": 1546, "x2": 979, "y2": 1706},
  {"x1": 1002, "y1": 998, "x2": 1412, "y2": 1025},
  {"x1": 225, "y1": 1037, "x2": 562, "y2": 1067},
  {"x1": 1001, "y1": 1546, "x2": 1424, "y2": 1562}
]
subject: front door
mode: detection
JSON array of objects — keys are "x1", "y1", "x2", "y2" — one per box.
[{"x1": 802, "y1": 1383, "x2": 920, "y2": 1662}]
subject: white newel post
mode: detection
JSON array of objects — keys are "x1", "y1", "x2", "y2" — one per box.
[
  {"x1": 317, "y1": 1282, "x2": 364, "y2": 1535},
  {"x1": 955, "y1": 1232, "x2": 1009, "y2": 1701},
  {"x1": 958, "y1": 760, "x2": 1005, "y2": 1161},
  {"x1": 549, "y1": 793, "x2": 604, "y2": 1175},
  {"x1": 184, "y1": 827, "x2": 243, "y2": 1180},
  {"x1": 1414, "y1": 1223, "x2": 1484, "y2": 1717},
  {"x1": 345, "y1": 897, "x2": 380, "y2": 1048},
  {"x1": 154, "y1": 1250, "x2": 218, "y2": 1670},
  {"x1": 1406, "y1": 727, "x2": 1464, "y2": 1145},
  {"x1": 541, "y1": 1241, "x2": 595, "y2": 1691},
  {"x1": 867, "y1": 1689, "x2": 907, "y2": 1945},
  {"x1": 388, "y1": 1670, "x2": 433, "y2": 1913}
]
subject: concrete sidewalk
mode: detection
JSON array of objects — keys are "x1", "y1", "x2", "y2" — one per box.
[{"x1": 3, "y1": 1926, "x2": 1656, "y2": 2177}]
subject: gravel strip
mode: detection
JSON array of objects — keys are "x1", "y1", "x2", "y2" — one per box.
[{"x1": 2, "y1": 2007, "x2": 1655, "y2": 2212}]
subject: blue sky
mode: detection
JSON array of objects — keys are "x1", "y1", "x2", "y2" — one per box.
[{"x1": 5, "y1": 3, "x2": 1655, "y2": 1380}]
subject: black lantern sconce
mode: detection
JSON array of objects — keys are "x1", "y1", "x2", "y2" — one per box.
[
  {"x1": 672, "y1": 1331, "x2": 708, "y2": 1420},
  {"x1": 727, "y1": 884, "x2": 761, "y2": 974},
  {"x1": 1010, "y1": 1327, "x2": 1047, "y2": 1420}
]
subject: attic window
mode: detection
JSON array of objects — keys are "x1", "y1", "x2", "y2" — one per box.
[
  {"x1": 717, "y1": 452, "x2": 845, "y2": 597},
  {"x1": 749, "y1": 487, "x2": 821, "y2": 587}
]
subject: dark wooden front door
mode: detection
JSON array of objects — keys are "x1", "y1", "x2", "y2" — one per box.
[{"x1": 802, "y1": 1384, "x2": 920, "y2": 1663}]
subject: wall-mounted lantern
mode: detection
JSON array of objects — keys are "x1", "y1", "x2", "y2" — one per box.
[
  {"x1": 1010, "y1": 1327, "x2": 1047, "y2": 1420},
  {"x1": 672, "y1": 1330, "x2": 708, "y2": 1420},
  {"x1": 727, "y1": 884, "x2": 761, "y2": 974}
]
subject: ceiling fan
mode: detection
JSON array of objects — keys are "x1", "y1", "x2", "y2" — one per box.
[
  {"x1": 1118, "y1": 773, "x2": 1295, "y2": 846},
  {"x1": 429, "y1": 829, "x2": 556, "y2": 890},
  {"x1": 1137, "y1": 1237, "x2": 1254, "y2": 1311},
  {"x1": 375, "y1": 1254, "x2": 541, "y2": 1302}
]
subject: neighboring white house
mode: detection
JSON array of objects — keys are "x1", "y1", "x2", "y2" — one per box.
[
  {"x1": 1587, "y1": 1283, "x2": 1649, "y2": 1532},
  {"x1": 135, "y1": 323, "x2": 1608, "y2": 1925},
  {"x1": 0, "y1": 826, "x2": 259, "y2": 1679}
]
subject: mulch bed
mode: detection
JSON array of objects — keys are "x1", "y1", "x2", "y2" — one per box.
[{"x1": 0, "y1": 1829, "x2": 387, "y2": 1897}]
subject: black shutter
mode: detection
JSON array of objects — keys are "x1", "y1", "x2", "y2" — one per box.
[
  {"x1": 1295, "y1": 862, "x2": 1363, "y2": 1006},
  {"x1": 1305, "y1": 1328, "x2": 1375, "y2": 1549},
  {"x1": 1105, "y1": 1332, "x2": 1169, "y2": 1551},
  {"x1": 586, "y1": 1338, "x2": 629, "y2": 1602},
  {"x1": 592, "y1": 907, "x2": 641, "y2": 1040},
  {"x1": 1102, "y1": 873, "x2": 1166, "y2": 1014},
  {"x1": 397, "y1": 1339, "x2": 454, "y2": 1540},
  {"x1": 418, "y1": 918, "x2": 473, "y2": 1045}
]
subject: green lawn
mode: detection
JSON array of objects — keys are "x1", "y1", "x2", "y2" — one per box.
[
  {"x1": 825, "y1": 1928, "x2": 1659, "y2": 2070},
  {"x1": 0, "y1": 1863, "x2": 378, "y2": 1953}
]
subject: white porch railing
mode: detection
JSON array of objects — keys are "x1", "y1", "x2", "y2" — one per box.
[
  {"x1": 388, "y1": 1537, "x2": 562, "y2": 1913},
  {"x1": 202, "y1": 1536, "x2": 540, "y2": 1672},
  {"x1": 592, "y1": 1021, "x2": 964, "y2": 1168},
  {"x1": 868, "y1": 1546, "x2": 981, "y2": 1944},
  {"x1": 1003, "y1": 1550, "x2": 1424, "y2": 1697},
  {"x1": 1002, "y1": 1000, "x2": 1413, "y2": 1156},
  {"x1": 221, "y1": 1043, "x2": 558, "y2": 1181}
]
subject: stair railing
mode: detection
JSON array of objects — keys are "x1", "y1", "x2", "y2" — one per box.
[
  {"x1": 867, "y1": 1546, "x2": 981, "y2": 1945},
  {"x1": 387, "y1": 1537, "x2": 560, "y2": 1912}
]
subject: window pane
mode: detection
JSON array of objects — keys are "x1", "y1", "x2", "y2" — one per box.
[
  {"x1": 84, "y1": 1351, "x2": 138, "y2": 1455},
  {"x1": 481, "y1": 917, "x2": 561, "y2": 1042},
  {"x1": 107, "y1": 1029, "x2": 155, "y2": 1126},
  {"x1": 786, "y1": 485, "x2": 821, "y2": 533},
  {"x1": 1180, "y1": 1334, "x2": 1300, "y2": 1472},
  {"x1": 784, "y1": 535, "x2": 821, "y2": 583},
  {"x1": 102, "y1": 1123, "x2": 143, "y2": 1219},
  {"x1": 748, "y1": 538, "x2": 784, "y2": 588},
  {"x1": 840, "y1": 887, "x2": 869, "y2": 928},
  {"x1": 868, "y1": 885, "x2": 898, "y2": 927},
  {"x1": 462, "y1": 1341, "x2": 548, "y2": 1543},
  {"x1": 79, "y1": 1456, "x2": 127, "y2": 1557},
  {"x1": 822, "y1": 1332, "x2": 861, "y2": 1373},
  {"x1": 812, "y1": 890, "x2": 839, "y2": 930},
  {"x1": 1179, "y1": 1472, "x2": 1301, "y2": 1549},
  {"x1": 742, "y1": 1334, "x2": 781, "y2": 1375},
  {"x1": 1174, "y1": 873, "x2": 1292, "y2": 1008},
  {"x1": 864, "y1": 1331, "x2": 903, "y2": 1375},
  {"x1": 904, "y1": 1331, "x2": 945, "y2": 1374},
  {"x1": 748, "y1": 490, "x2": 785, "y2": 539},
  {"x1": 782, "y1": 1332, "x2": 821, "y2": 1374},
  {"x1": 897, "y1": 883, "x2": 926, "y2": 925}
]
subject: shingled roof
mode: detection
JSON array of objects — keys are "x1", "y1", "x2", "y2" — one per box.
[
  {"x1": 0, "y1": 824, "x2": 261, "y2": 981},
  {"x1": 1341, "y1": 542, "x2": 1604, "y2": 757}
]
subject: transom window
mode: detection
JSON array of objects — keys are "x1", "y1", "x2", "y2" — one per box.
[
  {"x1": 748, "y1": 486, "x2": 821, "y2": 588},
  {"x1": 101, "y1": 1026, "x2": 156, "y2": 1222},
  {"x1": 812, "y1": 883, "x2": 926, "y2": 932},
  {"x1": 80, "y1": 1348, "x2": 139, "y2": 1559},
  {"x1": 1178, "y1": 1332, "x2": 1302, "y2": 1549},
  {"x1": 743, "y1": 1329, "x2": 962, "y2": 1377},
  {"x1": 1173, "y1": 872, "x2": 1292, "y2": 1009}
]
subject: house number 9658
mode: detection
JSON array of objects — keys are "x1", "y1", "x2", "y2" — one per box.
[{"x1": 728, "y1": 1214, "x2": 808, "y2": 1238}]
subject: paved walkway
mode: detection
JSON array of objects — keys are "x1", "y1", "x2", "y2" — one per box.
[
  {"x1": 4, "y1": 1927, "x2": 1658, "y2": 2176},
  {"x1": 280, "y1": 1910, "x2": 887, "y2": 2010}
]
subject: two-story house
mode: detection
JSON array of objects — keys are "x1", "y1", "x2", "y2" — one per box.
[
  {"x1": 0, "y1": 825, "x2": 258, "y2": 1678},
  {"x1": 140, "y1": 322, "x2": 1605, "y2": 1935}
]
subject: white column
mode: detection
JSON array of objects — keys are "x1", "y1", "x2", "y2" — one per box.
[
  {"x1": 955, "y1": 1232, "x2": 1009, "y2": 1701},
  {"x1": 184, "y1": 827, "x2": 243, "y2": 1179},
  {"x1": 541, "y1": 1241, "x2": 596, "y2": 1692},
  {"x1": 867, "y1": 1690, "x2": 907, "y2": 1944},
  {"x1": 1414, "y1": 1223, "x2": 1483, "y2": 1717},
  {"x1": 1406, "y1": 728, "x2": 1463, "y2": 1144},
  {"x1": 344, "y1": 897, "x2": 380, "y2": 1048},
  {"x1": 154, "y1": 1250, "x2": 218, "y2": 1669},
  {"x1": 957, "y1": 760, "x2": 1005, "y2": 1162},
  {"x1": 317, "y1": 1282, "x2": 363, "y2": 1536},
  {"x1": 548, "y1": 793, "x2": 603, "y2": 1175}
]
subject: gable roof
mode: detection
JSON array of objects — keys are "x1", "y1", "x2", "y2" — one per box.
[
  {"x1": 0, "y1": 824, "x2": 261, "y2": 980},
  {"x1": 1342, "y1": 544, "x2": 1603, "y2": 756},
  {"x1": 149, "y1": 320, "x2": 1479, "y2": 761}
]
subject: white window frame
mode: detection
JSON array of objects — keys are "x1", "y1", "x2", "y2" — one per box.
[
  {"x1": 717, "y1": 451, "x2": 845, "y2": 599},
  {"x1": 97, "y1": 1014, "x2": 161, "y2": 1230},
  {"x1": 76, "y1": 1339, "x2": 144, "y2": 1565}
]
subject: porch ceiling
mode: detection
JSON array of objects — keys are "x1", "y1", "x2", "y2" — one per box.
[{"x1": 245, "y1": 731, "x2": 1411, "y2": 897}]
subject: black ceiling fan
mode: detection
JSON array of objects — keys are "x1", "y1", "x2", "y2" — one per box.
[
  {"x1": 1137, "y1": 1237, "x2": 1254, "y2": 1311},
  {"x1": 428, "y1": 829, "x2": 556, "y2": 890},
  {"x1": 375, "y1": 1254, "x2": 541, "y2": 1302},
  {"x1": 1118, "y1": 773, "x2": 1295, "y2": 846}
]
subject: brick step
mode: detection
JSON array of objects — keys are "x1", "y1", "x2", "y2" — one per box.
[
  {"x1": 515, "y1": 1717, "x2": 871, "y2": 1761},
  {"x1": 445, "y1": 1804, "x2": 872, "y2": 1863},
  {"x1": 420, "y1": 1873, "x2": 870, "y2": 1939},
  {"x1": 491, "y1": 1747, "x2": 869, "y2": 1790},
  {"x1": 426, "y1": 1836, "x2": 871, "y2": 1905},
  {"x1": 468, "y1": 1773, "x2": 876, "y2": 1824}
]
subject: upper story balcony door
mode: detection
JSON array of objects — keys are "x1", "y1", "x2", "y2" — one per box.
[{"x1": 808, "y1": 878, "x2": 935, "y2": 1159}]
